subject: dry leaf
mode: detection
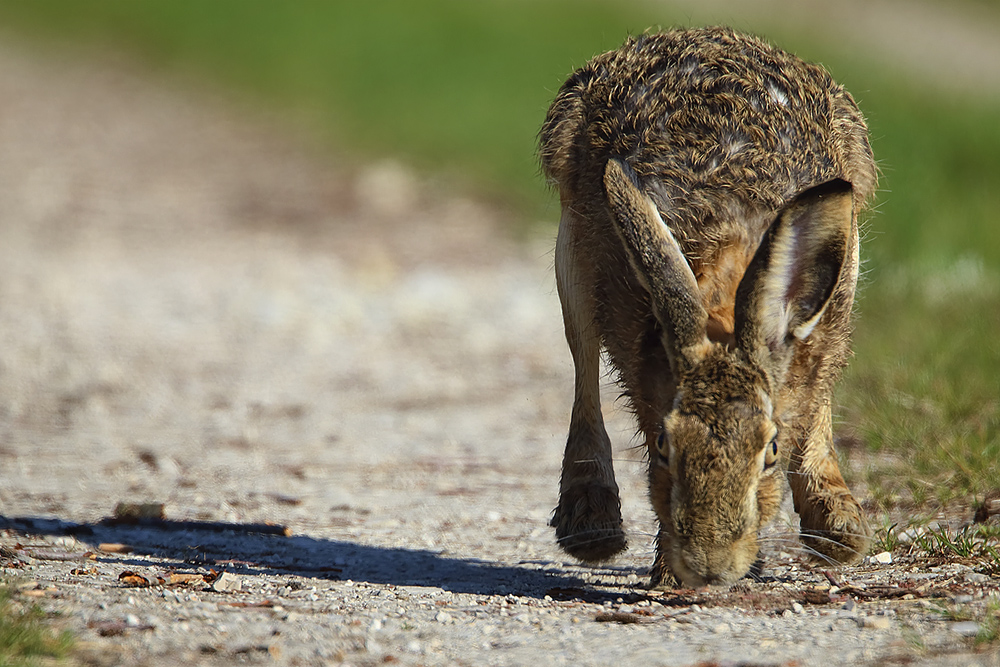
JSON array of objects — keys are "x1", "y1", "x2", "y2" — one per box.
[
  {"x1": 595, "y1": 611, "x2": 643, "y2": 624},
  {"x1": 88, "y1": 620, "x2": 127, "y2": 637},
  {"x1": 28, "y1": 550, "x2": 83, "y2": 561},
  {"x1": 168, "y1": 572, "x2": 207, "y2": 586},
  {"x1": 118, "y1": 570, "x2": 163, "y2": 587},
  {"x1": 800, "y1": 587, "x2": 834, "y2": 605},
  {"x1": 87, "y1": 619, "x2": 155, "y2": 636},
  {"x1": 98, "y1": 543, "x2": 133, "y2": 554},
  {"x1": 266, "y1": 493, "x2": 302, "y2": 506}
]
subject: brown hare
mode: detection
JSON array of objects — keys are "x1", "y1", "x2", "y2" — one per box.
[{"x1": 539, "y1": 26, "x2": 877, "y2": 588}]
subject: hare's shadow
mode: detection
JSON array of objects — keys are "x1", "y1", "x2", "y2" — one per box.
[{"x1": 0, "y1": 515, "x2": 596, "y2": 599}]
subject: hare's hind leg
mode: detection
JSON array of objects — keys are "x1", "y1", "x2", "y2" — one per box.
[{"x1": 550, "y1": 208, "x2": 626, "y2": 562}]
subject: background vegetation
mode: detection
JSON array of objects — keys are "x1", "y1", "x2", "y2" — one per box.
[
  {"x1": 0, "y1": 0, "x2": 997, "y2": 515},
  {"x1": 0, "y1": 586, "x2": 73, "y2": 666}
]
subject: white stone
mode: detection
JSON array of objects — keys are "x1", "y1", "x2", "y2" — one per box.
[
  {"x1": 950, "y1": 621, "x2": 981, "y2": 637},
  {"x1": 860, "y1": 616, "x2": 892, "y2": 630}
]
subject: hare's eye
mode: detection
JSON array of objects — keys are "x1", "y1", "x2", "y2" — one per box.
[
  {"x1": 763, "y1": 436, "x2": 779, "y2": 471},
  {"x1": 655, "y1": 431, "x2": 670, "y2": 468}
]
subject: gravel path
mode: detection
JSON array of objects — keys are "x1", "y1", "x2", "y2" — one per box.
[{"x1": 0, "y1": 39, "x2": 998, "y2": 667}]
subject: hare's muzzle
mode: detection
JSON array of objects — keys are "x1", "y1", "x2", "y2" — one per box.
[{"x1": 669, "y1": 532, "x2": 760, "y2": 589}]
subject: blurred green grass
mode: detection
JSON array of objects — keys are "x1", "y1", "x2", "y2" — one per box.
[
  {"x1": 0, "y1": 585, "x2": 74, "y2": 666},
  {"x1": 1, "y1": 0, "x2": 997, "y2": 511},
  {"x1": 0, "y1": 0, "x2": 643, "y2": 212}
]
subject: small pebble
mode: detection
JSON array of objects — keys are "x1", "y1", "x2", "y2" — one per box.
[
  {"x1": 950, "y1": 621, "x2": 981, "y2": 637},
  {"x1": 791, "y1": 603, "x2": 804, "y2": 614},
  {"x1": 211, "y1": 572, "x2": 242, "y2": 593},
  {"x1": 859, "y1": 616, "x2": 892, "y2": 631},
  {"x1": 870, "y1": 552, "x2": 893, "y2": 565}
]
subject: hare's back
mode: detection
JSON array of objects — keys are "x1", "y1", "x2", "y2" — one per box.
[{"x1": 540, "y1": 27, "x2": 876, "y2": 234}]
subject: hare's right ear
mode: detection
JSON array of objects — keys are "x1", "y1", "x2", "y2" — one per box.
[
  {"x1": 604, "y1": 159, "x2": 710, "y2": 373},
  {"x1": 734, "y1": 179, "x2": 855, "y2": 378}
]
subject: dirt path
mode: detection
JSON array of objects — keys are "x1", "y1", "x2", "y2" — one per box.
[{"x1": 0, "y1": 38, "x2": 997, "y2": 667}]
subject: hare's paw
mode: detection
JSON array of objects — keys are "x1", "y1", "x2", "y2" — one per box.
[
  {"x1": 550, "y1": 482, "x2": 626, "y2": 561},
  {"x1": 648, "y1": 554, "x2": 680, "y2": 590},
  {"x1": 799, "y1": 488, "x2": 871, "y2": 565}
]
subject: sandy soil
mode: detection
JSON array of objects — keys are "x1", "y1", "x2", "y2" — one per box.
[{"x1": 0, "y1": 35, "x2": 998, "y2": 667}]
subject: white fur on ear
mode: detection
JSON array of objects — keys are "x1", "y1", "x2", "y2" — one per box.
[
  {"x1": 618, "y1": 198, "x2": 683, "y2": 297},
  {"x1": 791, "y1": 306, "x2": 827, "y2": 340},
  {"x1": 756, "y1": 222, "x2": 798, "y2": 350},
  {"x1": 603, "y1": 158, "x2": 710, "y2": 369},
  {"x1": 752, "y1": 183, "x2": 852, "y2": 348}
]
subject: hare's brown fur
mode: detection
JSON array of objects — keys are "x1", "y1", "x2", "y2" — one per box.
[{"x1": 540, "y1": 27, "x2": 876, "y2": 587}]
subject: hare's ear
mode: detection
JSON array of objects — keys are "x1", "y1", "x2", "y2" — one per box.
[
  {"x1": 604, "y1": 159, "x2": 710, "y2": 372},
  {"x1": 734, "y1": 179, "x2": 854, "y2": 375}
]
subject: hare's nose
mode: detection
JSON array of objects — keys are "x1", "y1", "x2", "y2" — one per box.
[
  {"x1": 699, "y1": 573, "x2": 726, "y2": 587},
  {"x1": 682, "y1": 549, "x2": 734, "y2": 585}
]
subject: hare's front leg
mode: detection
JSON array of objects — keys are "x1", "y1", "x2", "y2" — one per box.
[
  {"x1": 550, "y1": 209, "x2": 626, "y2": 561},
  {"x1": 788, "y1": 402, "x2": 871, "y2": 564}
]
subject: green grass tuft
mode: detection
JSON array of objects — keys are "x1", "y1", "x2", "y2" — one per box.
[
  {"x1": 0, "y1": 585, "x2": 73, "y2": 666},
  {"x1": 874, "y1": 521, "x2": 1000, "y2": 570}
]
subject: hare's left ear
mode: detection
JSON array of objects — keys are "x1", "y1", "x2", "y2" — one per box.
[{"x1": 734, "y1": 179, "x2": 855, "y2": 375}]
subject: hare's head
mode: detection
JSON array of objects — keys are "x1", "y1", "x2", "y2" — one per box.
[
  {"x1": 649, "y1": 344, "x2": 783, "y2": 587},
  {"x1": 604, "y1": 159, "x2": 856, "y2": 587}
]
